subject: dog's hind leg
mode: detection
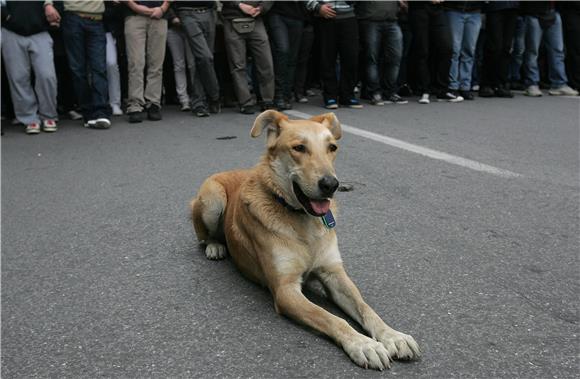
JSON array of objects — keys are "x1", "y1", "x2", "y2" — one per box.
[{"x1": 190, "y1": 178, "x2": 228, "y2": 260}]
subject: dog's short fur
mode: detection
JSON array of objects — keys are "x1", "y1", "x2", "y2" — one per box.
[{"x1": 190, "y1": 111, "x2": 420, "y2": 370}]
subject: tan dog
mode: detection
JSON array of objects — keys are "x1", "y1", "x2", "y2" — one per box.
[{"x1": 190, "y1": 110, "x2": 421, "y2": 370}]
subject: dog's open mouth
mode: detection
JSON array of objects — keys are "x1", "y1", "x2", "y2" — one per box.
[{"x1": 292, "y1": 181, "x2": 331, "y2": 217}]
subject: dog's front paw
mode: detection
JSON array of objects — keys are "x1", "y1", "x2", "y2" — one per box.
[
  {"x1": 376, "y1": 330, "x2": 421, "y2": 360},
  {"x1": 343, "y1": 333, "x2": 392, "y2": 370},
  {"x1": 205, "y1": 242, "x2": 227, "y2": 260}
]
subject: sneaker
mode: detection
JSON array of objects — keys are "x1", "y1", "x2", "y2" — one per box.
[
  {"x1": 194, "y1": 106, "x2": 210, "y2": 117},
  {"x1": 128, "y1": 111, "x2": 144, "y2": 123},
  {"x1": 324, "y1": 99, "x2": 338, "y2": 109},
  {"x1": 370, "y1": 93, "x2": 384, "y2": 106},
  {"x1": 398, "y1": 84, "x2": 413, "y2": 97},
  {"x1": 90, "y1": 118, "x2": 111, "y2": 129},
  {"x1": 275, "y1": 99, "x2": 292, "y2": 111},
  {"x1": 68, "y1": 110, "x2": 83, "y2": 120},
  {"x1": 437, "y1": 91, "x2": 464, "y2": 102},
  {"x1": 385, "y1": 94, "x2": 408, "y2": 104},
  {"x1": 240, "y1": 104, "x2": 256, "y2": 114},
  {"x1": 111, "y1": 104, "x2": 123, "y2": 116},
  {"x1": 344, "y1": 98, "x2": 363, "y2": 109},
  {"x1": 306, "y1": 89, "x2": 316, "y2": 97},
  {"x1": 418, "y1": 93, "x2": 430, "y2": 104},
  {"x1": 471, "y1": 84, "x2": 480, "y2": 91},
  {"x1": 479, "y1": 86, "x2": 495, "y2": 98},
  {"x1": 42, "y1": 119, "x2": 58, "y2": 132},
  {"x1": 147, "y1": 104, "x2": 162, "y2": 121},
  {"x1": 209, "y1": 99, "x2": 221, "y2": 114},
  {"x1": 261, "y1": 102, "x2": 277, "y2": 111},
  {"x1": 494, "y1": 86, "x2": 514, "y2": 98},
  {"x1": 524, "y1": 85, "x2": 542, "y2": 97},
  {"x1": 295, "y1": 94, "x2": 308, "y2": 103},
  {"x1": 548, "y1": 85, "x2": 579, "y2": 96},
  {"x1": 459, "y1": 90, "x2": 474, "y2": 100},
  {"x1": 25, "y1": 122, "x2": 40, "y2": 134},
  {"x1": 180, "y1": 103, "x2": 191, "y2": 112}
]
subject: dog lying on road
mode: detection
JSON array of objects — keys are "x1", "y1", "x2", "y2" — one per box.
[{"x1": 190, "y1": 110, "x2": 421, "y2": 370}]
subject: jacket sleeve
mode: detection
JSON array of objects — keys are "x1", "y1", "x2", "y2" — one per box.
[{"x1": 306, "y1": 0, "x2": 321, "y2": 14}]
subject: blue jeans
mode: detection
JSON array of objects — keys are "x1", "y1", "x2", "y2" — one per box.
[
  {"x1": 523, "y1": 12, "x2": 568, "y2": 88},
  {"x1": 360, "y1": 20, "x2": 403, "y2": 97},
  {"x1": 447, "y1": 11, "x2": 482, "y2": 91},
  {"x1": 61, "y1": 12, "x2": 110, "y2": 121},
  {"x1": 509, "y1": 16, "x2": 525, "y2": 82}
]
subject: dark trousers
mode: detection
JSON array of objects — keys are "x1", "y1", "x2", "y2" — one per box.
[
  {"x1": 294, "y1": 23, "x2": 314, "y2": 97},
  {"x1": 61, "y1": 13, "x2": 111, "y2": 121},
  {"x1": 408, "y1": 5, "x2": 452, "y2": 94},
  {"x1": 482, "y1": 9, "x2": 518, "y2": 88},
  {"x1": 561, "y1": 11, "x2": 580, "y2": 89},
  {"x1": 317, "y1": 17, "x2": 359, "y2": 102},
  {"x1": 267, "y1": 13, "x2": 304, "y2": 101}
]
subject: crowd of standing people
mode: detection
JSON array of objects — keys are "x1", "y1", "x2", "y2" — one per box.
[{"x1": 1, "y1": 0, "x2": 578, "y2": 135}]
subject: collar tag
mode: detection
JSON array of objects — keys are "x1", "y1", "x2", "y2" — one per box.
[{"x1": 321, "y1": 210, "x2": 336, "y2": 229}]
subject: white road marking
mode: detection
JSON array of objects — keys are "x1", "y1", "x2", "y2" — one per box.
[{"x1": 286, "y1": 110, "x2": 522, "y2": 179}]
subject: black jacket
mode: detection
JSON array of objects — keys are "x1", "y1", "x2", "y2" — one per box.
[{"x1": 1, "y1": 1, "x2": 51, "y2": 36}]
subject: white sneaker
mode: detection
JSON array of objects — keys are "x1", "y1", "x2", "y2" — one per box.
[
  {"x1": 85, "y1": 118, "x2": 111, "y2": 129},
  {"x1": 548, "y1": 85, "x2": 579, "y2": 96},
  {"x1": 180, "y1": 103, "x2": 191, "y2": 112},
  {"x1": 42, "y1": 119, "x2": 58, "y2": 132},
  {"x1": 68, "y1": 110, "x2": 83, "y2": 120},
  {"x1": 111, "y1": 105, "x2": 123, "y2": 116},
  {"x1": 524, "y1": 85, "x2": 543, "y2": 97},
  {"x1": 418, "y1": 93, "x2": 430, "y2": 104},
  {"x1": 25, "y1": 122, "x2": 40, "y2": 134}
]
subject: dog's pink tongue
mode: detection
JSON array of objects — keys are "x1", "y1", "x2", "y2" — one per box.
[{"x1": 310, "y1": 199, "x2": 330, "y2": 215}]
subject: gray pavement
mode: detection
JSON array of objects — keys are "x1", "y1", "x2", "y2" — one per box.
[{"x1": 2, "y1": 93, "x2": 579, "y2": 378}]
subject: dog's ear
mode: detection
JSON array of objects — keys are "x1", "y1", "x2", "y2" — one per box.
[
  {"x1": 250, "y1": 110, "x2": 289, "y2": 147},
  {"x1": 310, "y1": 113, "x2": 342, "y2": 140}
]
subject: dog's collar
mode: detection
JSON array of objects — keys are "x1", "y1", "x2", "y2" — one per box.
[{"x1": 273, "y1": 194, "x2": 336, "y2": 229}]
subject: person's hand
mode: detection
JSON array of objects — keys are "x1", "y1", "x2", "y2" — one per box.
[
  {"x1": 171, "y1": 17, "x2": 181, "y2": 25},
  {"x1": 431, "y1": 0, "x2": 444, "y2": 4},
  {"x1": 319, "y1": 3, "x2": 336, "y2": 19},
  {"x1": 399, "y1": 0, "x2": 408, "y2": 11},
  {"x1": 150, "y1": 7, "x2": 164, "y2": 19},
  {"x1": 239, "y1": 3, "x2": 259, "y2": 17},
  {"x1": 45, "y1": 3, "x2": 61, "y2": 26}
]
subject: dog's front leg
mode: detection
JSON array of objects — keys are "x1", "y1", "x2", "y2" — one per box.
[
  {"x1": 273, "y1": 280, "x2": 392, "y2": 370},
  {"x1": 316, "y1": 264, "x2": 421, "y2": 361}
]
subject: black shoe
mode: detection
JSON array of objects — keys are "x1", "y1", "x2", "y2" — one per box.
[
  {"x1": 494, "y1": 86, "x2": 514, "y2": 98},
  {"x1": 459, "y1": 90, "x2": 474, "y2": 100},
  {"x1": 275, "y1": 99, "x2": 292, "y2": 111},
  {"x1": 510, "y1": 81, "x2": 525, "y2": 91},
  {"x1": 261, "y1": 102, "x2": 277, "y2": 111},
  {"x1": 479, "y1": 86, "x2": 495, "y2": 97},
  {"x1": 147, "y1": 105, "x2": 162, "y2": 121},
  {"x1": 240, "y1": 104, "x2": 256, "y2": 114},
  {"x1": 437, "y1": 90, "x2": 464, "y2": 102},
  {"x1": 128, "y1": 111, "x2": 144, "y2": 123},
  {"x1": 194, "y1": 106, "x2": 209, "y2": 117},
  {"x1": 209, "y1": 99, "x2": 221, "y2": 114}
]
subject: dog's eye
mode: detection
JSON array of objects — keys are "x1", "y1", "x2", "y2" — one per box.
[
  {"x1": 329, "y1": 144, "x2": 338, "y2": 152},
  {"x1": 292, "y1": 144, "x2": 306, "y2": 153}
]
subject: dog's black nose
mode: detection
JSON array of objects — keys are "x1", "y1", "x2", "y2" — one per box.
[{"x1": 318, "y1": 176, "x2": 339, "y2": 197}]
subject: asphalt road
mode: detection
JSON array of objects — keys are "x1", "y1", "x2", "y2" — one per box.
[{"x1": 2, "y1": 93, "x2": 579, "y2": 378}]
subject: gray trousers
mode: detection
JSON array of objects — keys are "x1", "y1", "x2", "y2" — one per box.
[
  {"x1": 1, "y1": 28, "x2": 58, "y2": 124},
  {"x1": 167, "y1": 27, "x2": 194, "y2": 106},
  {"x1": 223, "y1": 18, "x2": 274, "y2": 106},
  {"x1": 178, "y1": 9, "x2": 220, "y2": 109}
]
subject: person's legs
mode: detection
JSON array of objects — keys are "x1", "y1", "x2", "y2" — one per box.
[
  {"x1": 560, "y1": 11, "x2": 580, "y2": 89},
  {"x1": 62, "y1": 13, "x2": 91, "y2": 121},
  {"x1": 360, "y1": 20, "x2": 382, "y2": 98},
  {"x1": 446, "y1": 10, "x2": 465, "y2": 91},
  {"x1": 84, "y1": 18, "x2": 110, "y2": 120},
  {"x1": 542, "y1": 12, "x2": 568, "y2": 88},
  {"x1": 144, "y1": 18, "x2": 167, "y2": 108},
  {"x1": 106, "y1": 32, "x2": 122, "y2": 111},
  {"x1": 248, "y1": 19, "x2": 275, "y2": 104},
  {"x1": 166, "y1": 27, "x2": 191, "y2": 107},
  {"x1": 409, "y1": 7, "x2": 430, "y2": 94},
  {"x1": 430, "y1": 7, "x2": 453, "y2": 94},
  {"x1": 337, "y1": 17, "x2": 359, "y2": 103},
  {"x1": 266, "y1": 13, "x2": 290, "y2": 104},
  {"x1": 317, "y1": 19, "x2": 339, "y2": 102},
  {"x1": 483, "y1": 12, "x2": 502, "y2": 88},
  {"x1": 498, "y1": 10, "x2": 518, "y2": 87},
  {"x1": 125, "y1": 15, "x2": 147, "y2": 113},
  {"x1": 523, "y1": 15, "x2": 542, "y2": 87},
  {"x1": 458, "y1": 12, "x2": 481, "y2": 92},
  {"x1": 509, "y1": 16, "x2": 525, "y2": 83},
  {"x1": 29, "y1": 31, "x2": 58, "y2": 121},
  {"x1": 223, "y1": 21, "x2": 252, "y2": 107},
  {"x1": 381, "y1": 21, "x2": 403, "y2": 97},
  {"x1": 294, "y1": 23, "x2": 314, "y2": 99},
  {"x1": 1, "y1": 28, "x2": 40, "y2": 125}
]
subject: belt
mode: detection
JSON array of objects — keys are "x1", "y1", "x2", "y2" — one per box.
[
  {"x1": 74, "y1": 12, "x2": 103, "y2": 21},
  {"x1": 177, "y1": 7, "x2": 211, "y2": 13}
]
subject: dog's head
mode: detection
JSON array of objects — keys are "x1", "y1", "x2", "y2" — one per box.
[{"x1": 251, "y1": 110, "x2": 342, "y2": 217}]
